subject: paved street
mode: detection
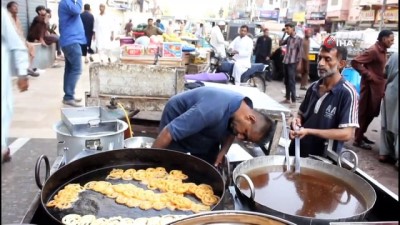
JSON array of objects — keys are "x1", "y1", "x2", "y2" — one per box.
[{"x1": 1, "y1": 59, "x2": 398, "y2": 224}]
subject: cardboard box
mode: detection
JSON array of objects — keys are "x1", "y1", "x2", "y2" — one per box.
[
  {"x1": 146, "y1": 44, "x2": 160, "y2": 55},
  {"x1": 124, "y1": 44, "x2": 144, "y2": 56},
  {"x1": 162, "y1": 42, "x2": 183, "y2": 58}
]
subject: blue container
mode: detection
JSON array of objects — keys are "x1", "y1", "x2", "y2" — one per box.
[{"x1": 341, "y1": 67, "x2": 361, "y2": 95}]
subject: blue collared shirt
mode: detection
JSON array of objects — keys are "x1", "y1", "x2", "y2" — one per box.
[{"x1": 58, "y1": 0, "x2": 86, "y2": 47}]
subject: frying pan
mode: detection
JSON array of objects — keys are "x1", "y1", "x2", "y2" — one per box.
[{"x1": 34, "y1": 148, "x2": 225, "y2": 224}]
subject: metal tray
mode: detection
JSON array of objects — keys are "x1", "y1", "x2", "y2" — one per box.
[{"x1": 61, "y1": 107, "x2": 118, "y2": 136}]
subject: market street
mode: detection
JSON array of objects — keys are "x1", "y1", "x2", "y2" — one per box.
[{"x1": 1, "y1": 58, "x2": 398, "y2": 224}]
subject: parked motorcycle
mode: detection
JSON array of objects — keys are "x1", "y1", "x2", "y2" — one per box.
[{"x1": 185, "y1": 45, "x2": 268, "y2": 93}]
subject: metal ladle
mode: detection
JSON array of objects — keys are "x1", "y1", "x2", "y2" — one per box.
[{"x1": 281, "y1": 112, "x2": 290, "y2": 172}]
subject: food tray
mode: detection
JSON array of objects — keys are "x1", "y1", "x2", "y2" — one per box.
[{"x1": 61, "y1": 107, "x2": 118, "y2": 136}]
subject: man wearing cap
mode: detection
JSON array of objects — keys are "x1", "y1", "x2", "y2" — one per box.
[
  {"x1": 289, "y1": 37, "x2": 359, "y2": 157},
  {"x1": 210, "y1": 21, "x2": 226, "y2": 58}
]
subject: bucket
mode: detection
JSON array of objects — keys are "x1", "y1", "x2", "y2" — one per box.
[
  {"x1": 124, "y1": 136, "x2": 155, "y2": 148},
  {"x1": 341, "y1": 67, "x2": 361, "y2": 95}
]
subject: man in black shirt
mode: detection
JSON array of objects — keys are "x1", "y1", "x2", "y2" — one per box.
[{"x1": 254, "y1": 28, "x2": 272, "y2": 64}]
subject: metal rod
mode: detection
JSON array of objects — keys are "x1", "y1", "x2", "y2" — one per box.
[{"x1": 379, "y1": 0, "x2": 387, "y2": 31}]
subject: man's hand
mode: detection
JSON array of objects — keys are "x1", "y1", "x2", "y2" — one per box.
[
  {"x1": 290, "y1": 128, "x2": 308, "y2": 139},
  {"x1": 266, "y1": 56, "x2": 270, "y2": 60},
  {"x1": 290, "y1": 117, "x2": 302, "y2": 130},
  {"x1": 17, "y1": 77, "x2": 29, "y2": 92},
  {"x1": 214, "y1": 151, "x2": 226, "y2": 167}
]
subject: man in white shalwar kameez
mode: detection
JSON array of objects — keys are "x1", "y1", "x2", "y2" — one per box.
[
  {"x1": 93, "y1": 4, "x2": 114, "y2": 62},
  {"x1": 228, "y1": 25, "x2": 254, "y2": 85},
  {"x1": 210, "y1": 21, "x2": 226, "y2": 58}
]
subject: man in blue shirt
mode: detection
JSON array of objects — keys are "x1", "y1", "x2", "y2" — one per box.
[
  {"x1": 152, "y1": 87, "x2": 275, "y2": 166},
  {"x1": 289, "y1": 37, "x2": 359, "y2": 157},
  {"x1": 58, "y1": 0, "x2": 86, "y2": 107}
]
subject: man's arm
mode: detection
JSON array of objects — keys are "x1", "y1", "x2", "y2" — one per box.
[
  {"x1": 293, "y1": 127, "x2": 354, "y2": 141},
  {"x1": 266, "y1": 38, "x2": 272, "y2": 57},
  {"x1": 64, "y1": 0, "x2": 83, "y2": 15},
  {"x1": 214, "y1": 134, "x2": 235, "y2": 167},
  {"x1": 152, "y1": 127, "x2": 173, "y2": 149},
  {"x1": 350, "y1": 48, "x2": 376, "y2": 81}
]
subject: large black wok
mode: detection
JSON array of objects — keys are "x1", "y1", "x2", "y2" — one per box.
[
  {"x1": 233, "y1": 152, "x2": 376, "y2": 225},
  {"x1": 35, "y1": 148, "x2": 225, "y2": 224}
]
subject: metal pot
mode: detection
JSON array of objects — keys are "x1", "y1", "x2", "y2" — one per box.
[
  {"x1": 168, "y1": 210, "x2": 296, "y2": 224},
  {"x1": 232, "y1": 151, "x2": 376, "y2": 225},
  {"x1": 124, "y1": 136, "x2": 155, "y2": 148},
  {"x1": 54, "y1": 120, "x2": 128, "y2": 164}
]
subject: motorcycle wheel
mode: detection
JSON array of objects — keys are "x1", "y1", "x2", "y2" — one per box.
[{"x1": 248, "y1": 74, "x2": 266, "y2": 93}]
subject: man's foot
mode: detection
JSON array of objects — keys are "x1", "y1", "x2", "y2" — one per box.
[
  {"x1": 89, "y1": 56, "x2": 94, "y2": 62},
  {"x1": 280, "y1": 99, "x2": 292, "y2": 104},
  {"x1": 28, "y1": 68, "x2": 40, "y2": 77},
  {"x1": 362, "y1": 136, "x2": 375, "y2": 144},
  {"x1": 74, "y1": 97, "x2": 82, "y2": 102},
  {"x1": 108, "y1": 57, "x2": 111, "y2": 63},
  {"x1": 378, "y1": 155, "x2": 396, "y2": 164},
  {"x1": 2, "y1": 148, "x2": 11, "y2": 163},
  {"x1": 353, "y1": 140, "x2": 372, "y2": 150},
  {"x1": 62, "y1": 99, "x2": 82, "y2": 107},
  {"x1": 300, "y1": 86, "x2": 308, "y2": 90}
]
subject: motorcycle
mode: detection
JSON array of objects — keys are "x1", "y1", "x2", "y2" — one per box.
[{"x1": 185, "y1": 45, "x2": 269, "y2": 93}]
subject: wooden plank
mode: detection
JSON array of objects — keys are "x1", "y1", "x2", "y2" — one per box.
[{"x1": 120, "y1": 56, "x2": 184, "y2": 67}]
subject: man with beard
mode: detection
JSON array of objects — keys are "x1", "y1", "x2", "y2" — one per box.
[
  {"x1": 288, "y1": 36, "x2": 359, "y2": 157},
  {"x1": 351, "y1": 30, "x2": 394, "y2": 150}
]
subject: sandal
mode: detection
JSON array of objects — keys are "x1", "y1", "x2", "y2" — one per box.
[
  {"x1": 2, "y1": 148, "x2": 11, "y2": 163},
  {"x1": 353, "y1": 140, "x2": 372, "y2": 150}
]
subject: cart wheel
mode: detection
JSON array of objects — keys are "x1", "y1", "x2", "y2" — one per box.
[
  {"x1": 249, "y1": 74, "x2": 266, "y2": 93},
  {"x1": 35, "y1": 155, "x2": 50, "y2": 190}
]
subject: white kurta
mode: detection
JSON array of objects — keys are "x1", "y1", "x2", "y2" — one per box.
[
  {"x1": 229, "y1": 35, "x2": 254, "y2": 85},
  {"x1": 210, "y1": 26, "x2": 226, "y2": 58},
  {"x1": 93, "y1": 13, "x2": 113, "y2": 55},
  {"x1": 1, "y1": 7, "x2": 29, "y2": 157}
]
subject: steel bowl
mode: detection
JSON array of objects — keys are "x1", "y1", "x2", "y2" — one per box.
[{"x1": 124, "y1": 136, "x2": 155, "y2": 148}]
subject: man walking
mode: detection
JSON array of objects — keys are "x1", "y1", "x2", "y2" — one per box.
[
  {"x1": 80, "y1": 3, "x2": 94, "y2": 63},
  {"x1": 210, "y1": 21, "x2": 226, "y2": 58},
  {"x1": 300, "y1": 28, "x2": 312, "y2": 90},
  {"x1": 124, "y1": 19, "x2": 133, "y2": 36},
  {"x1": 93, "y1": 4, "x2": 114, "y2": 63},
  {"x1": 58, "y1": 0, "x2": 86, "y2": 107},
  {"x1": 351, "y1": 30, "x2": 394, "y2": 150},
  {"x1": 254, "y1": 28, "x2": 272, "y2": 65},
  {"x1": 2, "y1": 6, "x2": 29, "y2": 162},
  {"x1": 279, "y1": 23, "x2": 303, "y2": 106}
]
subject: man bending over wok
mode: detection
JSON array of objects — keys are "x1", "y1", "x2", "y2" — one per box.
[
  {"x1": 152, "y1": 86, "x2": 275, "y2": 166},
  {"x1": 289, "y1": 36, "x2": 359, "y2": 157}
]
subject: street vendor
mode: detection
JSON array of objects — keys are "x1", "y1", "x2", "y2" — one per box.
[
  {"x1": 152, "y1": 86, "x2": 275, "y2": 166},
  {"x1": 289, "y1": 36, "x2": 359, "y2": 157},
  {"x1": 144, "y1": 18, "x2": 163, "y2": 37}
]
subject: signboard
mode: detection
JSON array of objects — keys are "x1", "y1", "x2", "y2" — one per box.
[
  {"x1": 162, "y1": 43, "x2": 183, "y2": 58},
  {"x1": 376, "y1": 9, "x2": 398, "y2": 21},
  {"x1": 293, "y1": 12, "x2": 306, "y2": 22},
  {"x1": 359, "y1": 10, "x2": 375, "y2": 21},
  {"x1": 307, "y1": 19, "x2": 326, "y2": 25},
  {"x1": 259, "y1": 9, "x2": 279, "y2": 21}
]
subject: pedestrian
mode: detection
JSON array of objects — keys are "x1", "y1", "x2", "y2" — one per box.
[
  {"x1": 144, "y1": 18, "x2": 163, "y2": 37},
  {"x1": 152, "y1": 86, "x2": 275, "y2": 166},
  {"x1": 80, "y1": 3, "x2": 94, "y2": 64},
  {"x1": 58, "y1": 0, "x2": 86, "y2": 107},
  {"x1": 44, "y1": 8, "x2": 62, "y2": 58},
  {"x1": 289, "y1": 36, "x2": 358, "y2": 157},
  {"x1": 124, "y1": 19, "x2": 133, "y2": 37},
  {"x1": 228, "y1": 25, "x2": 254, "y2": 85},
  {"x1": 279, "y1": 23, "x2": 303, "y2": 106},
  {"x1": 351, "y1": 30, "x2": 394, "y2": 150},
  {"x1": 155, "y1": 19, "x2": 165, "y2": 32},
  {"x1": 6, "y1": 1, "x2": 39, "y2": 77},
  {"x1": 93, "y1": 3, "x2": 114, "y2": 63},
  {"x1": 254, "y1": 28, "x2": 272, "y2": 64},
  {"x1": 300, "y1": 28, "x2": 312, "y2": 90},
  {"x1": 379, "y1": 52, "x2": 398, "y2": 167},
  {"x1": 2, "y1": 6, "x2": 30, "y2": 162},
  {"x1": 210, "y1": 21, "x2": 226, "y2": 58},
  {"x1": 27, "y1": 5, "x2": 48, "y2": 46}
]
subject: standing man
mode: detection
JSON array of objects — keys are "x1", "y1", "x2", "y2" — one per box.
[
  {"x1": 279, "y1": 23, "x2": 303, "y2": 106},
  {"x1": 152, "y1": 86, "x2": 275, "y2": 166},
  {"x1": 254, "y1": 28, "x2": 272, "y2": 64},
  {"x1": 80, "y1": 3, "x2": 94, "y2": 64},
  {"x1": 210, "y1": 21, "x2": 226, "y2": 58},
  {"x1": 351, "y1": 30, "x2": 394, "y2": 150},
  {"x1": 6, "y1": 1, "x2": 39, "y2": 77},
  {"x1": 2, "y1": 6, "x2": 29, "y2": 162},
  {"x1": 289, "y1": 37, "x2": 359, "y2": 157},
  {"x1": 155, "y1": 19, "x2": 165, "y2": 32},
  {"x1": 300, "y1": 28, "x2": 312, "y2": 90},
  {"x1": 379, "y1": 52, "x2": 398, "y2": 166},
  {"x1": 58, "y1": 0, "x2": 86, "y2": 107},
  {"x1": 144, "y1": 18, "x2": 163, "y2": 37},
  {"x1": 228, "y1": 25, "x2": 254, "y2": 86},
  {"x1": 93, "y1": 3, "x2": 114, "y2": 63},
  {"x1": 124, "y1": 19, "x2": 133, "y2": 36}
]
